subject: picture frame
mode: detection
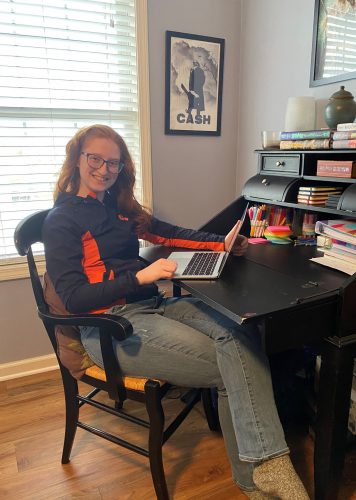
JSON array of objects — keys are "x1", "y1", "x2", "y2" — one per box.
[
  {"x1": 165, "y1": 31, "x2": 225, "y2": 135},
  {"x1": 310, "y1": 0, "x2": 356, "y2": 87}
]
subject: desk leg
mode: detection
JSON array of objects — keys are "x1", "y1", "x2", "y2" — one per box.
[{"x1": 314, "y1": 339, "x2": 354, "y2": 500}]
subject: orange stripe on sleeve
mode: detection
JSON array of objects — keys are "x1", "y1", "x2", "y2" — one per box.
[
  {"x1": 141, "y1": 232, "x2": 225, "y2": 251},
  {"x1": 81, "y1": 232, "x2": 125, "y2": 313},
  {"x1": 81, "y1": 231, "x2": 108, "y2": 283}
]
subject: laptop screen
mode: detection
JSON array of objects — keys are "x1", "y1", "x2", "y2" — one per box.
[{"x1": 225, "y1": 203, "x2": 249, "y2": 255}]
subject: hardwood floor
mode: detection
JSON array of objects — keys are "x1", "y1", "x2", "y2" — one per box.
[{"x1": 0, "y1": 370, "x2": 355, "y2": 500}]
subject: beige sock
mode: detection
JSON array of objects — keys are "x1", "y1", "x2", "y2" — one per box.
[
  {"x1": 252, "y1": 455, "x2": 310, "y2": 500},
  {"x1": 244, "y1": 490, "x2": 277, "y2": 499}
]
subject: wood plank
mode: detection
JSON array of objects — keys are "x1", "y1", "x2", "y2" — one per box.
[
  {"x1": 1, "y1": 370, "x2": 356, "y2": 499},
  {"x1": 1, "y1": 282, "x2": 355, "y2": 499},
  {"x1": 0, "y1": 442, "x2": 17, "y2": 477}
]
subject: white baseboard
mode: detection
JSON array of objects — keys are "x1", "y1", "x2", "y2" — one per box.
[{"x1": 0, "y1": 354, "x2": 59, "y2": 381}]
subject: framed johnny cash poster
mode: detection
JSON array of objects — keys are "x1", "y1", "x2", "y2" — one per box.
[{"x1": 165, "y1": 31, "x2": 225, "y2": 135}]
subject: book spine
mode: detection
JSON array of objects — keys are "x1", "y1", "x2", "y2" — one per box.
[
  {"x1": 329, "y1": 248, "x2": 356, "y2": 259},
  {"x1": 336, "y1": 123, "x2": 356, "y2": 131},
  {"x1": 317, "y1": 159, "x2": 354, "y2": 167},
  {"x1": 280, "y1": 139, "x2": 330, "y2": 150},
  {"x1": 316, "y1": 170, "x2": 355, "y2": 178},
  {"x1": 332, "y1": 139, "x2": 356, "y2": 149},
  {"x1": 332, "y1": 241, "x2": 356, "y2": 254},
  {"x1": 333, "y1": 131, "x2": 356, "y2": 140},
  {"x1": 323, "y1": 249, "x2": 356, "y2": 265},
  {"x1": 280, "y1": 130, "x2": 332, "y2": 140},
  {"x1": 316, "y1": 162, "x2": 356, "y2": 178}
]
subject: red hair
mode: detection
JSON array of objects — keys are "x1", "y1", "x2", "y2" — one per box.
[{"x1": 54, "y1": 124, "x2": 152, "y2": 232}]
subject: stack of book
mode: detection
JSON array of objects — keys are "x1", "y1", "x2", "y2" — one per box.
[
  {"x1": 294, "y1": 212, "x2": 318, "y2": 246},
  {"x1": 311, "y1": 219, "x2": 356, "y2": 275},
  {"x1": 279, "y1": 129, "x2": 333, "y2": 150},
  {"x1": 325, "y1": 193, "x2": 342, "y2": 209},
  {"x1": 297, "y1": 186, "x2": 343, "y2": 206},
  {"x1": 316, "y1": 159, "x2": 356, "y2": 178},
  {"x1": 332, "y1": 123, "x2": 356, "y2": 148}
]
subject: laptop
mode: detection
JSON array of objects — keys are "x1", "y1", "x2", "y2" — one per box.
[{"x1": 169, "y1": 204, "x2": 249, "y2": 279}]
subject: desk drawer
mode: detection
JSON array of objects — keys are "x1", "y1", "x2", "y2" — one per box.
[
  {"x1": 242, "y1": 174, "x2": 300, "y2": 202},
  {"x1": 261, "y1": 155, "x2": 300, "y2": 175}
]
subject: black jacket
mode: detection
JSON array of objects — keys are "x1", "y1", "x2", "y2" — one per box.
[{"x1": 43, "y1": 192, "x2": 225, "y2": 314}]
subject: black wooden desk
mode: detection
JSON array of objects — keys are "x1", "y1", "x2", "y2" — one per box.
[{"x1": 140, "y1": 242, "x2": 356, "y2": 500}]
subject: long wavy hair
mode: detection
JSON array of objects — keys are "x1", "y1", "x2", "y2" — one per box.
[{"x1": 54, "y1": 124, "x2": 152, "y2": 232}]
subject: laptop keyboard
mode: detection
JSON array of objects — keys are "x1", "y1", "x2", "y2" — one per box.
[{"x1": 183, "y1": 252, "x2": 220, "y2": 276}]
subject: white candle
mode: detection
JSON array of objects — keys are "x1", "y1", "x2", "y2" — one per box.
[{"x1": 284, "y1": 96, "x2": 315, "y2": 132}]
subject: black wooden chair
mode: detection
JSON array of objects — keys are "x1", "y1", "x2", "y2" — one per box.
[{"x1": 14, "y1": 209, "x2": 219, "y2": 500}]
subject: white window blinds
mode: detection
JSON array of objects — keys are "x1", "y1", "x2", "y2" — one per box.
[
  {"x1": 0, "y1": 0, "x2": 144, "y2": 262},
  {"x1": 322, "y1": 8, "x2": 356, "y2": 79}
]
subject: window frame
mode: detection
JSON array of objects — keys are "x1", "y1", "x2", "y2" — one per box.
[{"x1": 0, "y1": 0, "x2": 152, "y2": 282}]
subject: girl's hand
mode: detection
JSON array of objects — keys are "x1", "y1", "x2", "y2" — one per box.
[
  {"x1": 136, "y1": 258, "x2": 177, "y2": 285},
  {"x1": 224, "y1": 222, "x2": 249, "y2": 256},
  {"x1": 231, "y1": 234, "x2": 249, "y2": 256}
]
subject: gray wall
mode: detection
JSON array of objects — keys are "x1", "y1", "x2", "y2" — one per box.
[
  {"x1": 0, "y1": 279, "x2": 51, "y2": 362},
  {"x1": 147, "y1": 0, "x2": 241, "y2": 227},
  {"x1": 236, "y1": 0, "x2": 351, "y2": 194},
  {"x1": 2, "y1": 0, "x2": 355, "y2": 364}
]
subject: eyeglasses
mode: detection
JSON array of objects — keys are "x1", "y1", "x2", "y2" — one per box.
[{"x1": 81, "y1": 152, "x2": 124, "y2": 174}]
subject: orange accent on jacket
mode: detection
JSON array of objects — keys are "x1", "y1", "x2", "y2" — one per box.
[
  {"x1": 81, "y1": 230, "x2": 125, "y2": 313},
  {"x1": 43, "y1": 192, "x2": 226, "y2": 314},
  {"x1": 140, "y1": 232, "x2": 225, "y2": 252}
]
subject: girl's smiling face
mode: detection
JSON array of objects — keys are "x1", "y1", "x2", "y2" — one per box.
[{"x1": 77, "y1": 136, "x2": 120, "y2": 201}]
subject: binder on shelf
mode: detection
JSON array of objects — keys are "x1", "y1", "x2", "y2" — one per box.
[{"x1": 315, "y1": 220, "x2": 356, "y2": 245}]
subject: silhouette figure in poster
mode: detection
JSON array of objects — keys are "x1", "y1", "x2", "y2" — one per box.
[{"x1": 181, "y1": 61, "x2": 205, "y2": 116}]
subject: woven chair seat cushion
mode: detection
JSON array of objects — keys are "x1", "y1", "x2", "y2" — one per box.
[
  {"x1": 85, "y1": 364, "x2": 165, "y2": 391},
  {"x1": 44, "y1": 272, "x2": 166, "y2": 388}
]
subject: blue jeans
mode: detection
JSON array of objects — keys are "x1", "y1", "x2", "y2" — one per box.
[{"x1": 81, "y1": 295, "x2": 289, "y2": 491}]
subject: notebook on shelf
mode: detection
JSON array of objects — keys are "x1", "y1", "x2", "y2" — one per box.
[{"x1": 169, "y1": 204, "x2": 249, "y2": 279}]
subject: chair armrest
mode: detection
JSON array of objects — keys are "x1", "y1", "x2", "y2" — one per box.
[
  {"x1": 38, "y1": 310, "x2": 133, "y2": 341},
  {"x1": 39, "y1": 309, "x2": 133, "y2": 401}
]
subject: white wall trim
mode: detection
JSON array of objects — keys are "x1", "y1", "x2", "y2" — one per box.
[
  {"x1": 0, "y1": 256, "x2": 45, "y2": 282},
  {"x1": 0, "y1": 354, "x2": 58, "y2": 382},
  {"x1": 135, "y1": 0, "x2": 153, "y2": 210}
]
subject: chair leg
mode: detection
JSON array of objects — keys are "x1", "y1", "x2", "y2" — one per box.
[
  {"x1": 202, "y1": 388, "x2": 220, "y2": 432},
  {"x1": 114, "y1": 400, "x2": 123, "y2": 410},
  {"x1": 145, "y1": 381, "x2": 169, "y2": 500},
  {"x1": 61, "y1": 368, "x2": 79, "y2": 464}
]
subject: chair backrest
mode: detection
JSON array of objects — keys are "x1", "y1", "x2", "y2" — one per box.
[
  {"x1": 14, "y1": 209, "x2": 51, "y2": 313},
  {"x1": 15, "y1": 209, "x2": 99, "y2": 382}
]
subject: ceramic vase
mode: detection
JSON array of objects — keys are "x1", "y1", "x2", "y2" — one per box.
[{"x1": 324, "y1": 86, "x2": 356, "y2": 129}]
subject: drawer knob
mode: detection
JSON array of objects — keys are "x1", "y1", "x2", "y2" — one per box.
[
  {"x1": 261, "y1": 178, "x2": 270, "y2": 186},
  {"x1": 276, "y1": 161, "x2": 285, "y2": 167}
]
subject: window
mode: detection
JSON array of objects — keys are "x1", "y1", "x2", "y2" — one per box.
[{"x1": 0, "y1": 0, "x2": 151, "y2": 279}]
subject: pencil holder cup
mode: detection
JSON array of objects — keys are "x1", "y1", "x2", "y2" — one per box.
[{"x1": 250, "y1": 220, "x2": 268, "y2": 238}]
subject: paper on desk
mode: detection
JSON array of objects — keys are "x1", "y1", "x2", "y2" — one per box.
[
  {"x1": 248, "y1": 238, "x2": 268, "y2": 244},
  {"x1": 310, "y1": 256, "x2": 356, "y2": 275}
]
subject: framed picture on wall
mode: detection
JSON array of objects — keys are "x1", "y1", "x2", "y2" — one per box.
[
  {"x1": 165, "y1": 31, "x2": 225, "y2": 135},
  {"x1": 310, "y1": 0, "x2": 356, "y2": 86}
]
